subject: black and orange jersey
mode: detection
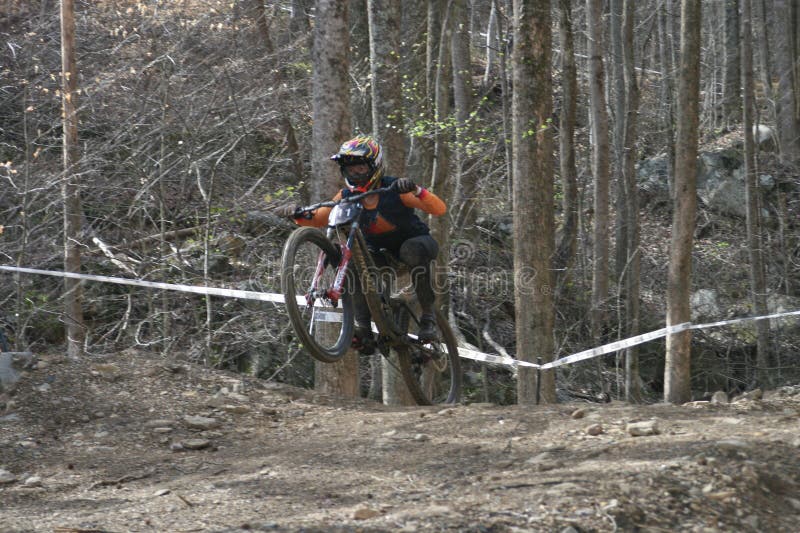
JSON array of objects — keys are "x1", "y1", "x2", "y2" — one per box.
[{"x1": 294, "y1": 176, "x2": 446, "y2": 251}]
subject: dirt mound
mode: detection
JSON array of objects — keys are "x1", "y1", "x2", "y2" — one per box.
[{"x1": 2, "y1": 349, "x2": 799, "y2": 532}]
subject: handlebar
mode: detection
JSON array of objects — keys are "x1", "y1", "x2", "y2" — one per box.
[{"x1": 293, "y1": 186, "x2": 393, "y2": 218}]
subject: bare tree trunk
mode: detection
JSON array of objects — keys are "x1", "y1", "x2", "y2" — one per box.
[
  {"x1": 452, "y1": 0, "x2": 479, "y2": 230},
  {"x1": 368, "y1": 0, "x2": 406, "y2": 172},
  {"x1": 554, "y1": 0, "x2": 579, "y2": 277},
  {"x1": 723, "y1": 0, "x2": 741, "y2": 126},
  {"x1": 665, "y1": 0, "x2": 702, "y2": 405},
  {"x1": 511, "y1": 0, "x2": 556, "y2": 405},
  {"x1": 774, "y1": 0, "x2": 800, "y2": 162},
  {"x1": 499, "y1": 2, "x2": 513, "y2": 206},
  {"x1": 311, "y1": 0, "x2": 359, "y2": 398},
  {"x1": 659, "y1": 1, "x2": 677, "y2": 190},
  {"x1": 417, "y1": 1, "x2": 444, "y2": 190},
  {"x1": 16, "y1": 86, "x2": 33, "y2": 352},
  {"x1": 668, "y1": 0, "x2": 679, "y2": 76},
  {"x1": 794, "y1": 1, "x2": 800, "y2": 114},
  {"x1": 741, "y1": 0, "x2": 771, "y2": 387},
  {"x1": 60, "y1": 0, "x2": 85, "y2": 359},
  {"x1": 611, "y1": 0, "x2": 628, "y2": 280},
  {"x1": 755, "y1": 0, "x2": 775, "y2": 124},
  {"x1": 159, "y1": 74, "x2": 172, "y2": 356},
  {"x1": 201, "y1": 166, "x2": 216, "y2": 365},
  {"x1": 706, "y1": 4, "x2": 722, "y2": 132},
  {"x1": 429, "y1": 0, "x2": 453, "y2": 312},
  {"x1": 777, "y1": 188, "x2": 792, "y2": 295},
  {"x1": 587, "y1": 0, "x2": 611, "y2": 350},
  {"x1": 345, "y1": 0, "x2": 370, "y2": 136},
  {"x1": 402, "y1": 0, "x2": 431, "y2": 182},
  {"x1": 482, "y1": 0, "x2": 499, "y2": 89},
  {"x1": 622, "y1": 0, "x2": 642, "y2": 403},
  {"x1": 368, "y1": 0, "x2": 413, "y2": 405},
  {"x1": 251, "y1": 0, "x2": 274, "y2": 53}
]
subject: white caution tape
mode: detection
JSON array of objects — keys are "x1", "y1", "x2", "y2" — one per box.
[
  {"x1": 2, "y1": 265, "x2": 799, "y2": 372},
  {"x1": 0, "y1": 265, "x2": 345, "y2": 311},
  {"x1": 0, "y1": 265, "x2": 289, "y2": 303},
  {"x1": 688, "y1": 309, "x2": 800, "y2": 331},
  {"x1": 502, "y1": 310, "x2": 800, "y2": 371},
  {"x1": 539, "y1": 322, "x2": 693, "y2": 370},
  {"x1": 456, "y1": 347, "x2": 540, "y2": 368},
  {"x1": 453, "y1": 324, "x2": 695, "y2": 370}
]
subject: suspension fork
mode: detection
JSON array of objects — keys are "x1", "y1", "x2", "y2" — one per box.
[
  {"x1": 305, "y1": 225, "x2": 354, "y2": 307},
  {"x1": 307, "y1": 251, "x2": 327, "y2": 306}
]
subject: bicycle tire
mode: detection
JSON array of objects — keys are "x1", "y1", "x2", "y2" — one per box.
[
  {"x1": 396, "y1": 307, "x2": 462, "y2": 405},
  {"x1": 281, "y1": 227, "x2": 354, "y2": 363}
]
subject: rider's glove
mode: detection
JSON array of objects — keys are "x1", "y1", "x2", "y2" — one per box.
[
  {"x1": 393, "y1": 178, "x2": 418, "y2": 194},
  {"x1": 275, "y1": 203, "x2": 301, "y2": 219}
]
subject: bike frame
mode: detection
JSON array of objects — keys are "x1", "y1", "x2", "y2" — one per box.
[
  {"x1": 300, "y1": 187, "x2": 408, "y2": 338},
  {"x1": 301, "y1": 188, "x2": 386, "y2": 310},
  {"x1": 314, "y1": 225, "x2": 355, "y2": 307}
]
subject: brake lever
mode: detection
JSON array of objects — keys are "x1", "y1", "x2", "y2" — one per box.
[{"x1": 293, "y1": 207, "x2": 313, "y2": 220}]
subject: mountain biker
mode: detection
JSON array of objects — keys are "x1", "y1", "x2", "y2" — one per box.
[{"x1": 276, "y1": 135, "x2": 446, "y2": 354}]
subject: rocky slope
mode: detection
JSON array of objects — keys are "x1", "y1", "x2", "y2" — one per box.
[{"x1": 1, "y1": 349, "x2": 799, "y2": 532}]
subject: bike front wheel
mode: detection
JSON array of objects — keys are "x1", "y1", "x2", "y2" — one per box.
[
  {"x1": 281, "y1": 227, "x2": 354, "y2": 363},
  {"x1": 395, "y1": 307, "x2": 462, "y2": 405}
]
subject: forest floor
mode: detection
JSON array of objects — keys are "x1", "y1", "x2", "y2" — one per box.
[{"x1": 1, "y1": 349, "x2": 800, "y2": 533}]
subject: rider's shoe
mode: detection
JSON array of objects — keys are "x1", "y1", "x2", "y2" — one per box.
[
  {"x1": 417, "y1": 313, "x2": 438, "y2": 343},
  {"x1": 352, "y1": 325, "x2": 376, "y2": 355}
]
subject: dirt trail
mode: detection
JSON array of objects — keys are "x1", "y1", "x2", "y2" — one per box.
[{"x1": 1, "y1": 350, "x2": 799, "y2": 532}]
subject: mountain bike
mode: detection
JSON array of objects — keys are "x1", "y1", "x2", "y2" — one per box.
[{"x1": 280, "y1": 187, "x2": 461, "y2": 405}]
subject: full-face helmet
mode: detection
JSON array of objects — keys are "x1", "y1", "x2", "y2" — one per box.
[{"x1": 330, "y1": 135, "x2": 385, "y2": 192}]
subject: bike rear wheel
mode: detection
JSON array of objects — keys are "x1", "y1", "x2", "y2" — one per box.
[
  {"x1": 396, "y1": 307, "x2": 462, "y2": 405},
  {"x1": 281, "y1": 227, "x2": 354, "y2": 363}
]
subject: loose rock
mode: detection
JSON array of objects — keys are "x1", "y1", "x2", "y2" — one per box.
[
  {"x1": 91, "y1": 363, "x2": 122, "y2": 382},
  {"x1": 733, "y1": 388, "x2": 763, "y2": 402},
  {"x1": 145, "y1": 419, "x2": 176, "y2": 428},
  {"x1": 0, "y1": 469, "x2": 17, "y2": 484},
  {"x1": 627, "y1": 420, "x2": 660, "y2": 436},
  {"x1": 571, "y1": 408, "x2": 587, "y2": 419},
  {"x1": 716, "y1": 439, "x2": 750, "y2": 453},
  {"x1": 710, "y1": 391, "x2": 728, "y2": 404},
  {"x1": 221, "y1": 404, "x2": 251, "y2": 414},
  {"x1": 353, "y1": 508, "x2": 382, "y2": 520},
  {"x1": 183, "y1": 415, "x2": 221, "y2": 430},
  {"x1": 182, "y1": 438, "x2": 211, "y2": 450},
  {"x1": 586, "y1": 423, "x2": 604, "y2": 436},
  {"x1": 23, "y1": 476, "x2": 42, "y2": 487}
]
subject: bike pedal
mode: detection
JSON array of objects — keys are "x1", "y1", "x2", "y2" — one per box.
[{"x1": 352, "y1": 329, "x2": 376, "y2": 355}]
